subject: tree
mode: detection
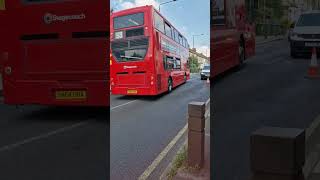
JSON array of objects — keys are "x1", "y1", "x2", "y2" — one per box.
[{"x1": 188, "y1": 56, "x2": 200, "y2": 73}]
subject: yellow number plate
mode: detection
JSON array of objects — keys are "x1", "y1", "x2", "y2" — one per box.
[
  {"x1": 55, "y1": 90, "x2": 87, "y2": 100},
  {"x1": 127, "y1": 89, "x2": 137, "y2": 94}
]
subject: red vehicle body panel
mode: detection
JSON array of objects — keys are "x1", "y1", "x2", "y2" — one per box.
[
  {"x1": 211, "y1": 0, "x2": 255, "y2": 77},
  {"x1": 110, "y1": 6, "x2": 190, "y2": 96},
  {"x1": 1, "y1": 0, "x2": 109, "y2": 106}
]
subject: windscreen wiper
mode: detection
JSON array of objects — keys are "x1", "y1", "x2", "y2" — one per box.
[{"x1": 120, "y1": 55, "x2": 143, "y2": 59}]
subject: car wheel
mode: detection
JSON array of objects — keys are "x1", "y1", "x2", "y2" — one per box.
[{"x1": 290, "y1": 48, "x2": 297, "y2": 58}]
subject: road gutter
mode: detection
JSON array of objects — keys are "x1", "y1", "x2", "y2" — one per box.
[{"x1": 303, "y1": 114, "x2": 320, "y2": 179}]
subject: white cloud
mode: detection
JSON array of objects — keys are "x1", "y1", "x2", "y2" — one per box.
[{"x1": 118, "y1": 0, "x2": 159, "y2": 10}]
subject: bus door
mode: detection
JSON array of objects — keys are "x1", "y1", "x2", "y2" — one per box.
[{"x1": 3, "y1": 0, "x2": 109, "y2": 106}]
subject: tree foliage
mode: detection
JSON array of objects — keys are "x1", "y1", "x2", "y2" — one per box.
[{"x1": 188, "y1": 56, "x2": 200, "y2": 73}]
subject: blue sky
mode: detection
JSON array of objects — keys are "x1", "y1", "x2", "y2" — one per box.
[{"x1": 111, "y1": 0, "x2": 210, "y2": 57}]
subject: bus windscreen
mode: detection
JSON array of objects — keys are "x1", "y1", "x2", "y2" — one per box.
[{"x1": 114, "y1": 13, "x2": 144, "y2": 29}]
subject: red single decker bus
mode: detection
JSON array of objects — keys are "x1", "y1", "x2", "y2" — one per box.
[
  {"x1": 1, "y1": 0, "x2": 109, "y2": 107},
  {"x1": 110, "y1": 5, "x2": 190, "y2": 96}
]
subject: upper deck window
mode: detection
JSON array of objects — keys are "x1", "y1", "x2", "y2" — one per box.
[
  {"x1": 114, "y1": 12, "x2": 144, "y2": 30},
  {"x1": 211, "y1": 0, "x2": 225, "y2": 25},
  {"x1": 154, "y1": 12, "x2": 165, "y2": 33},
  {"x1": 164, "y1": 22, "x2": 172, "y2": 38}
]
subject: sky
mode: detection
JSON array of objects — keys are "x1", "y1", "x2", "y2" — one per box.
[{"x1": 111, "y1": 0, "x2": 210, "y2": 57}]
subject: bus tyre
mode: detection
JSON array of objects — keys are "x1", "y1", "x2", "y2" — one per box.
[
  {"x1": 168, "y1": 78, "x2": 173, "y2": 93},
  {"x1": 239, "y1": 41, "x2": 245, "y2": 66}
]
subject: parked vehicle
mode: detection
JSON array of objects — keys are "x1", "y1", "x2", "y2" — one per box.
[
  {"x1": 200, "y1": 65, "x2": 210, "y2": 80},
  {"x1": 290, "y1": 11, "x2": 320, "y2": 58}
]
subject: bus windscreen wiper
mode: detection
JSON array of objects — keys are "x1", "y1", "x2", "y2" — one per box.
[{"x1": 120, "y1": 55, "x2": 143, "y2": 59}]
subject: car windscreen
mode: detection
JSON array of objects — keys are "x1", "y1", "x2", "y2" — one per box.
[
  {"x1": 296, "y1": 13, "x2": 320, "y2": 27},
  {"x1": 203, "y1": 66, "x2": 210, "y2": 70},
  {"x1": 114, "y1": 13, "x2": 144, "y2": 30}
]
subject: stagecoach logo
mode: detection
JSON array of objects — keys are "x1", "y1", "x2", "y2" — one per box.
[{"x1": 43, "y1": 13, "x2": 86, "y2": 24}]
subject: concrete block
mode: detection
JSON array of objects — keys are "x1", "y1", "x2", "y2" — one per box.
[
  {"x1": 188, "y1": 130, "x2": 204, "y2": 168},
  {"x1": 251, "y1": 127, "x2": 305, "y2": 174},
  {"x1": 188, "y1": 102, "x2": 205, "y2": 118},
  {"x1": 188, "y1": 116, "x2": 205, "y2": 132}
]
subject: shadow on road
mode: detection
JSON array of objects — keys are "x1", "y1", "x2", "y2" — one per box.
[
  {"x1": 20, "y1": 106, "x2": 109, "y2": 122},
  {"x1": 212, "y1": 64, "x2": 247, "y2": 85},
  {"x1": 113, "y1": 82, "x2": 189, "y2": 102}
]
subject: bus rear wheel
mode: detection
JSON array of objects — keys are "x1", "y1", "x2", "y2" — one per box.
[
  {"x1": 239, "y1": 42, "x2": 245, "y2": 65},
  {"x1": 168, "y1": 78, "x2": 173, "y2": 93}
]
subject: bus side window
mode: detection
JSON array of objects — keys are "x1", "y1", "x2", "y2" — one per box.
[
  {"x1": 175, "y1": 58, "x2": 181, "y2": 69},
  {"x1": 165, "y1": 56, "x2": 174, "y2": 70},
  {"x1": 0, "y1": 0, "x2": 5, "y2": 10}
]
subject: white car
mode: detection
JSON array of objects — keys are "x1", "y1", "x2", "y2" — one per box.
[
  {"x1": 290, "y1": 11, "x2": 320, "y2": 58},
  {"x1": 200, "y1": 65, "x2": 210, "y2": 80}
]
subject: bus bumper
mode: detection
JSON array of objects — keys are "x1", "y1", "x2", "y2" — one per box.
[
  {"x1": 2, "y1": 80, "x2": 109, "y2": 107},
  {"x1": 111, "y1": 86, "x2": 158, "y2": 96}
]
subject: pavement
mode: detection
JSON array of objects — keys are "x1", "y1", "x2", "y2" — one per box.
[
  {"x1": 212, "y1": 39, "x2": 320, "y2": 180},
  {"x1": 110, "y1": 74, "x2": 209, "y2": 179},
  {"x1": 256, "y1": 35, "x2": 285, "y2": 45}
]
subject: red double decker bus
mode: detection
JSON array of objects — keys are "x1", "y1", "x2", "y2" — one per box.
[
  {"x1": 211, "y1": 0, "x2": 255, "y2": 77},
  {"x1": 110, "y1": 6, "x2": 190, "y2": 96},
  {"x1": 1, "y1": 0, "x2": 109, "y2": 106}
]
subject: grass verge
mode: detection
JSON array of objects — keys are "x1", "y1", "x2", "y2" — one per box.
[{"x1": 167, "y1": 145, "x2": 187, "y2": 180}]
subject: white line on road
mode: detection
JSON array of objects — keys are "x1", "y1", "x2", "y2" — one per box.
[
  {"x1": 111, "y1": 100, "x2": 137, "y2": 110},
  {"x1": 138, "y1": 124, "x2": 188, "y2": 180},
  {"x1": 0, "y1": 121, "x2": 89, "y2": 153}
]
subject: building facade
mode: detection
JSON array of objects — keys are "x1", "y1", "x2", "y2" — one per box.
[{"x1": 189, "y1": 48, "x2": 209, "y2": 69}]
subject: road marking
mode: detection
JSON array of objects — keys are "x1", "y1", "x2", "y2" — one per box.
[
  {"x1": 111, "y1": 100, "x2": 137, "y2": 110},
  {"x1": 0, "y1": 121, "x2": 89, "y2": 153},
  {"x1": 138, "y1": 124, "x2": 188, "y2": 180}
]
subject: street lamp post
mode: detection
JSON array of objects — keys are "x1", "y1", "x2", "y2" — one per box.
[
  {"x1": 159, "y1": 0, "x2": 178, "y2": 12},
  {"x1": 192, "y1": 34, "x2": 204, "y2": 49}
]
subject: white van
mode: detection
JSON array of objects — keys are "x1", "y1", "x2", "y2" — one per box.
[{"x1": 290, "y1": 11, "x2": 320, "y2": 58}]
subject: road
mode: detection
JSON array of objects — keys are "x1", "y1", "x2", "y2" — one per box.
[
  {"x1": 0, "y1": 104, "x2": 108, "y2": 180},
  {"x1": 110, "y1": 74, "x2": 210, "y2": 179},
  {"x1": 212, "y1": 40, "x2": 320, "y2": 179}
]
